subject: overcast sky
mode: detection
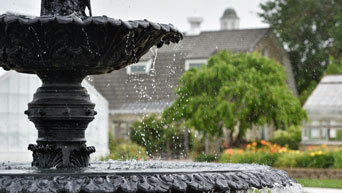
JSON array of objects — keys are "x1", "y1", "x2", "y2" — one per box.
[{"x1": 0, "y1": 0, "x2": 269, "y2": 76}]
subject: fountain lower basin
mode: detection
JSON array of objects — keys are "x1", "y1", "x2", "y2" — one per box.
[{"x1": 0, "y1": 161, "x2": 304, "y2": 193}]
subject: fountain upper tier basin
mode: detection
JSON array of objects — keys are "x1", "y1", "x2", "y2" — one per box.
[
  {"x1": 0, "y1": 161, "x2": 303, "y2": 193},
  {"x1": 0, "y1": 15, "x2": 183, "y2": 75}
]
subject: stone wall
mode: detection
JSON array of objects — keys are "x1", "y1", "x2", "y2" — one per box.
[{"x1": 281, "y1": 168, "x2": 342, "y2": 179}]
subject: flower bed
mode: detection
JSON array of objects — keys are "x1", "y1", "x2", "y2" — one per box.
[{"x1": 219, "y1": 141, "x2": 342, "y2": 169}]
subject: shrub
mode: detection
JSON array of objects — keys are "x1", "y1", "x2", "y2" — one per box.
[
  {"x1": 274, "y1": 152, "x2": 301, "y2": 168},
  {"x1": 110, "y1": 142, "x2": 147, "y2": 160},
  {"x1": 332, "y1": 150, "x2": 342, "y2": 168},
  {"x1": 295, "y1": 152, "x2": 334, "y2": 168},
  {"x1": 104, "y1": 142, "x2": 148, "y2": 161},
  {"x1": 195, "y1": 154, "x2": 218, "y2": 162},
  {"x1": 219, "y1": 141, "x2": 342, "y2": 169},
  {"x1": 271, "y1": 126, "x2": 301, "y2": 150},
  {"x1": 102, "y1": 133, "x2": 148, "y2": 161},
  {"x1": 219, "y1": 149, "x2": 278, "y2": 166},
  {"x1": 130, "y1": 114, "x2": 193, "y2": 158}
]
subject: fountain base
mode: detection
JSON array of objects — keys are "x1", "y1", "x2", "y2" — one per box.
[
  {"x1": 0, "y1": 161, "x2": 304, "y2": 193},
  {"x1": 28, "y1": 144, "x2": 95, "y2": 169}
]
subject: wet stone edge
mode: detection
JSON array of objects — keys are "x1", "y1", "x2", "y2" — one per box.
[{"x1": 0, "y1": 170, "x2": 297, "y2": 193}]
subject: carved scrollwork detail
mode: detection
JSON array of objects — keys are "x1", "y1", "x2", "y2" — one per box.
[
  {"x1": 28, "y1": 144, "x2": 95, "y2": 168},
  {"x1": 0, "y1": 169, "x2": 299, "y2": 193}
]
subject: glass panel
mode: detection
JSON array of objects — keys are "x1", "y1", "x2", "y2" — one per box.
[
  {"x1": 189, "y1": 63, "x2": 203, "y2": 68},
  {"x1": 329, "y1": 128, "x2": 342, "y2": 141},
  {"x1": 310, "y1": 128, "x2": 320, "y2": 140},
  {"x1": 130, "y1": 65, "x2": 146, "y2": 73},
  {"x1": 331, "y1": 120, "x2": 342, "y2": 126},
  {"x1": 310, "y1": 121, "x2": 320, "y2": 126},
  {"x1": 302, "y1": 128, "x2": 309, "y2": 140},
  {"x1": 329, "y1": 129, "x2": 337, "y2": 139},
  {"x1": 321, "y1": 127, "x2": 328, "y2": 140},
  {"x1": 321, "y1": 121, "x2": 329, "y2": 126}
]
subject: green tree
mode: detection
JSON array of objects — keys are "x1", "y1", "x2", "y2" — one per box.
[
  {"x1": 259, "y1": 0, "x2": 342, "y2": 101},
  {"x1": 163, "y1": 51, "x2": 306, "y2": 147}
]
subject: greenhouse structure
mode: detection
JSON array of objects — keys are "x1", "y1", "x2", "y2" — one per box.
[
  {"x1": 302, "y1": 75, "x2": 342, "y2": 147},
  {"x1": 0, "y1": 71, "x2": 109, "y2": 162}
]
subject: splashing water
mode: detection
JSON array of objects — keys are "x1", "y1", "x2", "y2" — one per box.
[{"x1": 150, "y1": 46, "x2": 158, "y2": 71}]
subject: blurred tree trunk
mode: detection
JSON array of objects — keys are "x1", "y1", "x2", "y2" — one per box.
[
  {"x1": 205, "y1": 133, "x2": 209, "y2": 155},
  {"x1": 183, "y1": 128, "x2": 189, "y2": 159},
  {"x1": 166, "y1": 139, "x2": 171, "y2": 159},
  {"x1": 223, "y1": 127, "x2": 231, "y2": 148}
]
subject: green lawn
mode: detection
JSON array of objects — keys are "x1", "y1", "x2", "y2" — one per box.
[{"x1": 296, "y1": 178, "x2": 342, "y2": 189}]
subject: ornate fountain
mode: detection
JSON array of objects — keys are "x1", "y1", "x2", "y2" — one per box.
[
  {"x1": 0, "y1": 0, "x2": 304, "y2": 192},
  {"x1": 0, "y1": 0, "x2": 182, "y2": 169}
]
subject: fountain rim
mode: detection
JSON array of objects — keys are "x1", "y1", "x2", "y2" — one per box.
[
  {"x1": 0, "y1": 169, "x2": 250, "y2": 176},
  {"x1": 0, "y1": 162, "x2": 298, "y2": 192},
  {"x1": 0, "y1": 162, "x2": 283, "y2": 176},
  {"x1": 0, "y1": 14, "x2": 183, "y2": 33}
]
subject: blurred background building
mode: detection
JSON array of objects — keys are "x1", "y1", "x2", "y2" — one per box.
[
  {"x1": 302, "y1": 75, "x2": 342, "y2": 148},
  {"x1": 0, "y1": 72, "x2": 109, "y2": 162}
]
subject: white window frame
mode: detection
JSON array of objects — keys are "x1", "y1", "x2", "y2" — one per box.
[
  {"x1": 185, "y1": 59, "x2": 207, "y2": 71},
  {"x1": 262, "y1": 48, "x2": 268, "y2": 57},
  {"x1": 127, "y1": 59, "x2": 153, "y2": 74}
]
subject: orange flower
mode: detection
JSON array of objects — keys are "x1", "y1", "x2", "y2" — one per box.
[
  {"x1": 225, "y1": 148, "x2": 235, "y2": 155},
  {"x1": 260, "y1": 140, "x2": 267, "y2": 145},
  {"x1": 307, "y1": 146, "x2": 315, "y2": 150},
  {"x1": 252, "y1": 142, "x2": 257, "y2": 147}
]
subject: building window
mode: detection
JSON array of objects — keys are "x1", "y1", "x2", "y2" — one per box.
[
  {"x1": 303, "y1": 120, "x2": 342, "y2": 142},
  {"x1": 127, "y1": 59, "x2": 153, "y2": 74},
  {"x1": 185, "y1": 59, "x2": 207, "y2": 71},
  {"x1": 309, "y1": 128, "x2": 321, "y2": 140},
  {"x1": 262, "y1": 48, "x2": 268, "y2": 57}
]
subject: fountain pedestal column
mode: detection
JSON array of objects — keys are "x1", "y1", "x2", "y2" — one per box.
[{"x1": 25, "y1": 72, "x2": 96, "y2": 168}]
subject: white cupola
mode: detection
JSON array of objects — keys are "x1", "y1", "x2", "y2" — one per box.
[
  {"x1": 187, "y1": 15, "x2": 203, "y2": 36},
  {"x1": 220, "y1": 8, "x2": 240, "y2": 30}
]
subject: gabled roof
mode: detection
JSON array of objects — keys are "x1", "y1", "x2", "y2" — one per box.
[
  {"x1": 304, "y1": 75, "x2": 342, "y2": 118},
  {"x1": 159, "y1": 28, "x2": 271, "y2": 58}
]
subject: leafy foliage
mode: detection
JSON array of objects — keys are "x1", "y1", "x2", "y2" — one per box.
[
  {"x1": 103, "y1": 134, "x2": 148, "y2": 160},
  {"x1": 130, "y1": 114, "x2": 192, "y2": 158},
  {"x1": 259, "y1": 0, "x2": 342, "y2": 101},
  {"x1": 271, "y1": 126, "x2": 302, "y2": 150},
  {"x1": 219, "y1": 142, "x2": 342, "y2": 169},
  {"x1": 194, "y1": 154, "x2": 218, "y2": 162},
  {"x1": 163, "y1": 51, "x2": 306, "y2": 144},
  {"x1": 325, "y1": 57, "x2": 342, "y2": 75}
]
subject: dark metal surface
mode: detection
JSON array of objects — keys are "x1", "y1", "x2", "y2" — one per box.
[
  {"x1": 41, "y1": 0, "x2": 92, "y2": 17},
  {"x1": 0, "y1": 161, "x2": 301, "y2": 193},
  {"x1": 26, "y1": 75, "x2": 97, "y2": 168},
  {"x1": 0, "y1": 15, "x2": 183, "y2": 75}
]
